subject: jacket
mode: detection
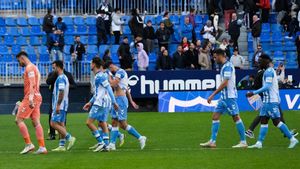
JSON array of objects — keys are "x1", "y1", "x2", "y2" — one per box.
[
  {"x1": 49, "y1": 33, "x2": 64, "y2": 51},
  {"x1": 70, "y1": 41, "x2": 86, "y2": 61},
  {"x1": 111, "y1": 12, "x2": 124, "y2": 31},
  {"x1": 157, "y1": 54, "x2": 173, "y2": 70},
  {"x1": 43, "y1": 14, "x2": 54, "y2": 33},
  {"x1": 198, "y1": 50, "x2": 211, "y2": 70},
  {"x1": 181, "y1": 23, "x2": 194, "y2": 40},
  {"x1": 221, "y1": 0, "x2": 238, "y2": 10},
  {"x1": 118, "y1": 42, "x2": 133, "y2": 69},
  {"x1": 156, "y1": 28, "x2": 171, "y2": 44},
  {"x1": 96, "y1": 15, "x2": 106, "y2": 33},
  {"x1": 172, "y1": 51, "x2": 186, "y2": 69},
  {"x1": 129, "y1": 15, "x2": 144, "y2": 37},
  {"x1": 143, "y1": 26, "x2": 156, "y2": 40},
  {"x1": 228, "y1": 19, "x2": 241, "y2": 38},
  {"x1": 55, "y1": 21, "x2": 67, "y2": 33},
  {"x1": 137, "y1": 43, "x2": 149, "y2": 68},
  {"x1": 251, "y1": 19, "x2": 262, "y2": 37},
  {"x1": 184, "y1": 49, "x2": 199, "y2": 69}
]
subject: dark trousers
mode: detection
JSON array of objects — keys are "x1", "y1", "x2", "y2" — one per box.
[
  {"x1": 97, "y1": 32, "x2": 108, "y2": 47},
  {"x1": 104, "y1": 20, "x2": 111, "y2": 37},
  {"x1": 298, "y1": 54, "x2": 300, "y2": 68},
  {"x1": 231, "y1": 35, "x2": 239, "y2": 48},
  {"x1": 288, "y1": 18, "x2": 299, "y2": 37},
  {"x1": 113, "y1": 31, "x2": 121, "y2": 44},
  {"x1": 261, "y1": 9, "x2": 270, "y2": 23},
  {"x1": 73, "y1": 61, "x2": 82, "y2": 80},
  {"x1": 48, "y1": 104, "x2": 55, "y2": 137}
]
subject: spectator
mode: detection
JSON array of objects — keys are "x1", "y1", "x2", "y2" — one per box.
[
  {"x1": 221, "y1": 0, "x2": 238, "y2": 30},
  {"x1": 251, "y1": 15, "x2": 262, "y2": 52},
  {"x1": 96, "y1": 10, "x2": 107, "y2": 46},
  {"x1": 97, "y1": 0, "x2": 113, "y2": 39},
  {"x1": 252, "y1": 44, "x2": 263, "y2": 68},
  {"x1": 143, "y1": 20, "x2": 156, "y2": 53},
  {"x1": 137, "y1": 43, "x2": 149, "y2": 71},
  {"x1": 228, "y1": 13, "x2": 242, "y2": 48},
  {"x1": 195, "y1": 40, "x2": 202, "y2": 51},
  {"x1": 163, "y1": 12, "x2": 174, "y2": 34},
  {"x1": 181, "y1": 37, "x2": 190, "y2": 52},
  {"x1": 188, "y1": 8, "x2": 196, "y2": 27},
  {"x1": 219, "y1": 38, "x2": 228, "y2": 51},
  {"x1": 286, "y1": 2, "x2": 299, "y2": 39},
  {"x1": 201, "y1": 20, "x2": 216, "y2": 42},
  {"x1": 118, "y1": 37, "x2": 133, "y2": 70},
  {"x1": 70, "y1": 36, "x2": 86, "y2": 81},
  {"x1": 198, "y1": 44, "x2": 211, "y2": 70},
  {"x1": 181, "y1": 17, "x2": 194, "y2": 41},
  {"x1": 226, "y1": 40, "x2": 235, "y2": 59},
  {"x1": 43, "y1": 8, "x2": 55, "y2": 50},
  {"x1": 49, "y1": 30, "x2": 64, "y2": 61},
  {"x1": 295, "y1": 35, "x2": 300, "y2": 67},
  {"x1": 230, "y1": 48, "x2": 245, "y2": 69},
  {"x1": 129, "y1": 8, "x2": 144, "y2": 38},
  {"x1": 103, "y1": 49, "x2": 112, "y2": 63},
  {"x1": 156, "y1": 22, "x2": 171, "y2": 50},
  {"x1": 244, "y1": 0, "x2": 257, "y2": 30},
  {"x1": 257, "y1": 0, "x2": 271, "y2": 23},
  {"x1": 173, "y1": 45, "x2": 186, "y2": 70},
  {"x1": 274, "y1": 0, "x2": 290, "y2": 12},
  {"x1": 157, "y1": 50, "x2": 173, "y2": 70},
  {"x1": 55, "y1": 17, "x2": 67, "y2": 34},
  {"x1": 184, "y1": 43, "x2": 199, "y2": 69},
  {"x1": 111, "y1": 8, "x2": 124, "y2": 44}
]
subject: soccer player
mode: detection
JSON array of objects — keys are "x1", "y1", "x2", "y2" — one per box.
[
  {"x1": 106, "y1": 61, "x2": 147, "y2": 150},
  {"x1": 200, "y1": 49, "x2": 247, "y2": 148},
  {"x1": 83, "y1": 57, "x2": 119, "y2": 152},
  {"x1": 15, "y1": 51, "x2": 47, "y2": 154},
  {"x1": 50, "y1": 60, "x2": 76, "y2": 152},
  {"x1": 246, "y1": 54, "x2": 299, "y2": 149}
]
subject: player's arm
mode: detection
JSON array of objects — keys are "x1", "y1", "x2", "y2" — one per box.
[
  {"x1": 207, "y1": 79, "x2": 229, "y2": 104},
  {"x1": 28, "y1": 68, "x2": 36, "y2": 108},
  {"x1": 247, "y1": 71, "x2": 273, "y2": 97},
  {"x1": 56, "y1": 80, "x2": 65, "y2": 114},
  {"x1": 102, "y1": 77, "x2": 119, "y2": 111},
  {"x1": 126, "y1": 88, "x2": 139, "y2": 109}
]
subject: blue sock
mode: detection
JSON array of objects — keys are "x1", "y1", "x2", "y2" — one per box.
[
  {"x1": 210, "y1": 120, "x2": 220, "y2": 143},
  {"x1": 98, "y1": 127, "x2": 103, "y2": 138},
  {"x1": 235, "y1": 119, "x2": 246, "y2": 142},
  {"x1": 277, "y1": 122, "x2": 292, "y2": 139},
  {"x1": 65, "y1": 133, "x2": 71, "y2": 141},
  {"x1": 108, "y1": 124, "x2": 112, "y2": 131},
  {"x1": 126, "y1": 125, "x2": 141, "y2": 139},
  {"x1": 118, "y1": 131, "x2": 122, "y2": 138},
  {"x1": 59, "y1": 139, "x2": 66, "y2": 147},
  {"x1": 110, "y1": 127, "x2": 119, "y2": 144},
  {"x1": 258, "y1": 124, "x2": 268, "y2": 142},
  {"x1": 102, "y1": 132, "x2": 109, "y2": 146},
  {"x1": 92, "y1": 130, "x2": 103, "y2": 143}
]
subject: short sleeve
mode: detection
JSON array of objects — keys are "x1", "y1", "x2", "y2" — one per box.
[
  {"x1": 115, "y1": 70, "x2": 124, "y2": 80},
  {"x1": 58, "y1": 77, "x2": 66, "y2": 90},
  {"x1": 222, "y1": 66, "x2": 233, "y2": 80},
  {"x1": 99, "y1": 75, "x2": 109, "y2": 87},
  {"x1": 264, "y1": 70, "x2": 274, "y2": 84},
  {"x1": 27, "y1": 66, "x2": 35, "y2": 78}
]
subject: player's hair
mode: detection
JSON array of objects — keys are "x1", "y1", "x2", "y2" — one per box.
[
  {"x1": 16, "y1": 51, "x2": 28, "y2": 58},
  {"x1": 213, "y1": 48, "x2": 225, "y2": 56},
  {"x1": 260, "y1": 54, "x2": 273, "y2": 62},
  {"x1": 92, "y1": 57, "x2": 104, "y2": 68},
  {"x1": 104, "y1": 60, "x2": 114, "y2": 69},
  {"x1": 53, "y1": 60, "x2": 64, "y2": 69},
  {"x1": 57, "y1": 17, "x2": 62, "y2": 22}
]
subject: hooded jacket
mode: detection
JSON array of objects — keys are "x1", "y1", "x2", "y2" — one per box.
[{"x1": 137, "y1": 43, "x2": 149, "y2": 68}]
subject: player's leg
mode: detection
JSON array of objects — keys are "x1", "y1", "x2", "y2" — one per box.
[
  {"x1": 51, "y1": 122, "x2": 67, "y2": 152},
  {"x1": 200, "y1": 112, "x2": 221, "y2": 148},
  {"x1": 119, "y1": 120, "x2": 146, "y2": 150},
  {"x1": 106, "y1": 123, "x2": 125, "y2": 145},
  {"x1": 232, "y1": 114, "x2": 247, "y2": 148},
  {"x1": 278, "y1": 105, "x2": 298, "y2": 137},
  {"x1": 16, "y1": 117, "x2": 35, "y2": 154},
  {"x1": 31, "y1": 118, "x2": 47, "y2": 154},
  {"x1": 245, "y1": 115, "x2": 261, "y2": 139},
  {"x1": 94, "y1": 107, "x2": 110, "y2": 152},
  {"x1": 108, "y1": 118, "x2": 119, "y2": 150}
]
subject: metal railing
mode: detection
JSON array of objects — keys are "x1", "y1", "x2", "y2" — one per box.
[
  {"x1": 0, "y1": 61, "x2": 91, "y2": 85},
  {"x1": 0, "y1": 0, "x2": 207, "y2": 17}
]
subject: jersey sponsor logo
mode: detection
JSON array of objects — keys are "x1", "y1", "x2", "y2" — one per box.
[
  {"x1": 223, "y1": 71, "x2": 231, "y2": 77},
  {"x1": 28, "y1": 71, "x2": 35, "y2": 78},
  {"x1": 265, "y1": 77, "x2": 273, "y2": 83}
]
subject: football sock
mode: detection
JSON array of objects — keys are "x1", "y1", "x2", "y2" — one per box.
[
  {"x1": 277, "y1": 122, "x2": 292, "y2": 139},
  {"x1": 258, "y1": 124, "x2": 268, "y2": 142},
  {"x1": 18, "y1": 122, "x2": 31, "y2": 144},
  {"x1": 59, "y1": 139, "x2": 66, "y2": 147},
  {"x1": 92, "y1": 130, "x2": 103, "y2": 143},
  {"x1": 35, "y1": 123, "x2": 45, "y2": 147},
  {"x1": 126, "y1": 125, "x2": 141, "y2": 139},
  {"x1": 210, "y1": 120, "x2": 220, "y2": 143},
  {"x1": 236, "y1": 119, "x2": 246, "y2": 142},
  {"x1": 110, "y1": 127, "x2": 119, "y2": 144}
]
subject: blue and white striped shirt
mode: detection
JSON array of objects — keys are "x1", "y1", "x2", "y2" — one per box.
[
  {"x1": 262, "y1": 67, "x2": 280, "y2": 103},
  {"x1": 52, "y1": 74, "x2": 69, "y2": 111},
  {"x1": 220, "y1": 61, "x2": 238, "y2": 99}
]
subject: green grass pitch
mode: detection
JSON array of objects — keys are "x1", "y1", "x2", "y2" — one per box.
[{"x1": 0, "y1": 111, "x2": 299, "y2": 169}]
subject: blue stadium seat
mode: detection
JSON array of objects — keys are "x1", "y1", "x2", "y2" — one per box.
[
  {"x1": 169, "y1": 44, "x2": 177, "y2": 54},
  {"x1": 11, "y1": 45, "x2": 21, "y2": 55},
  {"x1": 99, "y1": 45, "x2": 109, "y2": 55},
  {"x1": 85, "y1": 16, "x2": 96, "y2": 26},
  {"x1": 16, "y1": 17, "x2": 28, "y2": 26},
  {"x1": 62, "y1": 16, "x2": 73, "y2": 25},
  {"x1": 273, "y1": 51, "x2": 284, "y2": 60},
  {"x1": 29, "y1": 55, "x2": 37, "y2": 62},
  {"x1": 39, "y1": 54, "x2": 50, "y2": 62},
  {"x1": 64, "y1": 54, "x2": 72, "y2": 62},
  {"x1": 0, "y1": 55, "x2": 13, "y2": 62},
  {"x1": 286, "y1": 61, "x2": 298, "y2": 69},
  {"x1": 4, "y1": 36, "x2": 15, "y2": 46},
  {"x1": 144, "y1": 15, "x2": 156, "y2": 24},
  {"x1": 261, "y1": 43, "x2": 271, "y2": 51},
  {"x1": 111, "y1": 54, "x2": 119, "y2": 63},
  {"x1": 261, "y1": 23, "x2": 270, "y2": 33},
  {"x1": 195, "y1": 15, "x2": 202, "y2": 24},
  {"x1": 260, "y1": 32, "x2": 270, "y2": 42},
  {"x1": 148, "y1": 53, "x2": 157, "y2": 62},
  {"x1": 272, "y1": 32, "x2": 283, "y2": 42},
  {"x1": 247, "y1": 33, "x2": 253, "y2": 42},
  {"x1": 28, "y1": 17, "x2": 40, "y2": 26},
  {"x1": 76, "y1": 25, "x2": 88, "y2": 35},
  {"x1": 202, "y1": 15, "x2": 209, "y2": 24},
  {"x1": 286, "y1": 52, "x2": 297, "y2": 61},
  {"x1": 30, "y1": 36, "x2": 40, "y2": 46},
  {"x1": 88, "y1": 36, "x2": 97, "y2": 45},
  {"x1": 88, "y1": 26, "x2": 97, "y2": 35},
  {"x1": 65, "y1": 26, "x2": 75, "y2": 35},
  {"x1": 65, "y1": 36, "x2": 74, "y2": 45},
  {"x1": 7, "y1": 27, "x2": 19, "y2": 36},
  {"x1": 264, "y1": 50, "x2": 272, "y2": 56},
  {"x1": 272, "y1": 41, "x2": 283, "y2": 51},
  {"x1": 25, "y1": 46, "x2": 36, "y2": 55},
  {"x1": 0, "y1": 27, "x2": 6, "y2": 36},
  {"x1": 111, "y1": 45, "x2": 119, "y2": 55},
  {"x1": 122, "y1": 15, "x2": 131, "y2": 25},
  {"x1": 64, "y1": 45, "x2": 71, "y2": 54},
  {"x1": 284, "y1": 41, "x2": 296, "y2": 51},
  {"x1": 74, "y1": 16, "x2": 85, "y2": 26},
  {"x1": 80, "y1": 36, "x2": 88, "y2": 44},
  {"x1": 87, "y1": 45, "x2": 98, "y2": 54},
  {"x1": 170, "y1": 15, "x2": 179, "y2": 25},
  {"x1": 271, "y1": 24, "x2": 281, "y2": 32},
  {"x1": 5, "y1": 17, "x2": 16, "y2": 26},
  {"x1": 86, "y1": 54, "x2": 96, "y2": 61},
  {"x1": 31, "y1": 26, "x2": 43, "y2": 35},
  {"x1": 16, "y1": 36, "x2": 27, "y2": 46},
  {"x1": 123, "y1": 26, "x2": 131, "y2": 35},
  {"x1": 39, "y1": 17, "x2": 44, "y2": 25},
  {"x1": 20, "y1": 27, "x2": 31, "y2": 36},
  {"x1": 156, "y1": 15, "x2": 163, "y2": 24},
  {"x1": 0, "y1": 46, "x2": 9, "y2": 55},
  {"x1": 41, "y1": 35, "x2": 47, "y2": 45},
  {"x1": 0, "y1": 17, "x2": 5, "y2": 26}
]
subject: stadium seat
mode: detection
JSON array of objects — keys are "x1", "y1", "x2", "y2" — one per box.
[
  {"x1": 5, "y1": 17, "x2": 16, "y2": 26},
  {"x1": 28, "y1": 17, "x2": 40, "y2": 26},
  {"x1": 0, "y1": 17, "x2": 5, "y2": 26},
  {"x1": 111, "y1": 54, "x2": 120, "y2": 63},
  {"x1": 122, "y1": 15, "x2": 131, "y2": 25},
  {"x1": 76, "y1": 25, "x2": 88, "y2": 35},
  {"x1": 273, "y1": 51, "x2": 284, "y2": 60},
  {"x1": 64, "y1": 45, "x2": 71, "y2": 54},
  {"x1": 74, "y1": 16, "x2": 85, "y2": 26},
  {"x1": 20, "y1": 27, "x2": 31, "y2": 36},
  {"x1": 80, "y1": 36, "x2": 88, "y2": 44},
  {"x1": 0, "y1": 27, "x2": 6, "y2": 36},
  {"x1": 16, "y1": 17, "x2": 28, "y2": 26},
  {"x1": 286, "y1": 61, "x2": 298, "y2": 68},
  {"x1": 11, "y1": 45, "x2": 21, "y2": 55},
  {"x1": 25, "y1": 46, "x2": 36, "y2": 55},
  {"x1": 271, "y1": 24, "x2": 281, "y2": 32},
  {"x1": 247, "y1": 33, "x2": 253, "y2": 42},
  {"x1": 29, "y1": 55, "x2": 37, "y2": 62},
  {"x1": 86, "y1": 54, "x2": 96, "y2": 61},
  {"x1": 39, "y1": 17, "x2": 44, "y2": 25},
  {"x1": 260, "y1": 32, "x2": 270, "y2": 42},
  {"x1": 170, "y1": 15, "x2": 180, "y2": 25},
  {"x1": 65, "y1": 26, "x2": 75, "y2": 35},
  {"x1": 88, "y1": 26, "x2": 97, "y2": 35},
  {"x1": 286, "y1": 52, "x2": 297, "y2": 61},
  {"x1": 156, "y1": 15, "x2": 163, "y2": 24},
  {"x1": 0, "y1": 46, "x2": 9, "y2": 55},
  {"x1": 4, "y1": 36, "x2": 15, "y2": 46},
  {"x1": 264, "y1": 50, "x2": 272, "y2": 56},
  {"x1": 99, "y1": 45, "x2": 109, "y2": 55},
  {"x1": 148, "y1": 53, "x2": 157, "y2": 62},
  {"x1": 65, "y1": 36, "x2": 74, "y2": 45},
  {"x1": 7, "y1": 27, "x2": 19, "y2": 36},
  {"x1": 62, "y1": 16, "x2": 73, "y2": 25},
  {"x1": 64, "y1": 54, "x2": 72, "y2": 62},
  {"x1": 87, "y1": 45, "x2": 98, "y2": 54},
  {"x1": 261, "y1": 43, "x2": 271, "y2": 51},
  {"x1": 16, "y1": 36, "x2": 28, "y2": 46},
  {"x1": 144, "y1": 15, "x2": 156, "y2": 24},
  {"x1": 284, "y1": 41, "x2": 296, "y2": 51},
  {"x1": 85, "y1": 16, "x2": 96, "y2": 26},
  {"x1": 39, "y1": 54, "x2": 50, "y2": 62},
  {"x1": 0, "y1": 55, "x2": 13, "y2": 62},
  {"x1": 261, "y1": 23, "x2": 270, "y2": 33},
  {"x1": 30, "y1": 36, "x2": 40, "y2": 46},
  {"x1": 41, "y1": 35, "x2": 47, "y2": 45},
  {"x1": 123, "y1": 26, "x2": 131, "y2": 35},
  {"x1": 88, "y1": 36, "x2": 97, "y2": 45},
  {"x1": 272, "y1": 41, "x2": 283, "y2": 51},
  {"x1": 195, "y1": 15, "x2": 202, "y2": 25},
  {"x1": 31, "y1": 26, "x2": 43, "y2": 35},
  {"x1": 272, "y1": 32, "x2": 283, "y2": 42}
]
